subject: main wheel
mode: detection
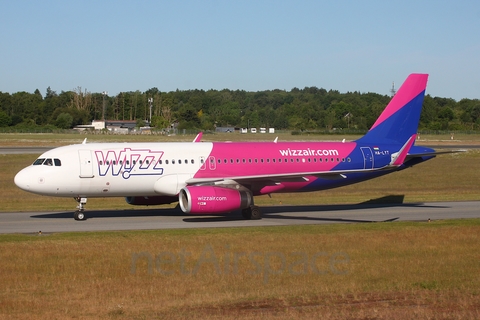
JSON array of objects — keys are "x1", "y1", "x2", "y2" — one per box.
[
  {"x1": 250, "y1": 205, "x2": 261, "y2": 220},
  {"x1": 241, "y1": 205, "x2": 262, "y2": 220},
  {"x1": 74, "y1": 211, "x2": 86, "y2": 221}
]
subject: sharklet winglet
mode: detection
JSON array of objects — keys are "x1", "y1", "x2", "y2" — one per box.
[
  {"x1": 390, "y1": 134, "x2": 417, "y2": 167},
  {"x1": 193, "y1": 132, "x2": 203, "y2": 143}
]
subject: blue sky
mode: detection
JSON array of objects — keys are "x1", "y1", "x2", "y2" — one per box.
[{"x1": 1, "y1": 0, "x2": 479, "y2": 100}]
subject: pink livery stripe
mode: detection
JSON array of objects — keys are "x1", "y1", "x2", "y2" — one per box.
[
  {"x1": 193, "y1": 141, "x2": 357, "y2": 179},
  {"x1": 370, "y1": 74, "x2": 428, "y2": 130}
]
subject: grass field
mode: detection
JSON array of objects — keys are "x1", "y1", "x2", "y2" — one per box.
[
  {"x1": 1, "y1": 220, "x2": 479, "y2": 319},
  {"x1": 2, "y1": 131, "x2": 480, "y2": 146},
  {"x1": 1, "y1": 133, "x2": 479, "y2": 319}
]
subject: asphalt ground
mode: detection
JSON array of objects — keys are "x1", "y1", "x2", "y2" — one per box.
[{"x1": 1, "y1": 201, "x2": 478, "y2": 234}]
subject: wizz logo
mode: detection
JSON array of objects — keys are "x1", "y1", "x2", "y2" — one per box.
[{"x1": 95, "y1": 148, "x2": 164, "y2": 179}]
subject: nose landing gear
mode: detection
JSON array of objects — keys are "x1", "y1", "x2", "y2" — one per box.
[{"x1": 73, "y1": 197, "x2": 87, "y2": 221}]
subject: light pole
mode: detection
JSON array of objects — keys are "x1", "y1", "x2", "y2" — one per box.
[
  {"x1": 102, "y1": 91, "x2": 108, "y2": 121},
  {"x1": 148, "y1": 98, "x2": 153, "y2": 126}
]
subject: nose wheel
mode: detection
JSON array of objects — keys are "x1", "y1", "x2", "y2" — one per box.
[{"x1": 74, "y1": 197, "x2": 87, "y2": 221}]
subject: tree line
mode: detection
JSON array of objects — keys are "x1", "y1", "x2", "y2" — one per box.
[{"x1": 1, "y1": 85, "x2": 479, "y2": 132}]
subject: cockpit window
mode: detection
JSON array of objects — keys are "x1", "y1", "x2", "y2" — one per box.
[
  {"x1": 33, "y1": 158, "x2": 45, "y2": 165},
  {"x1": 32, "y1": 158, "x2": 61, "y2": 166}
]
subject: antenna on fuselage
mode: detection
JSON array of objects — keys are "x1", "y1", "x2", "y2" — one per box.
[
  {"x1": 82, "y1": 138, "x2": 87, "y2": 145},
  {"x1": 274, "y1": 137, "x2": 278, "y2": 143}
]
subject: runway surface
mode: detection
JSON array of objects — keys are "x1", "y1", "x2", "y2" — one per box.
[{"x1": 0, "y1": 201, "x2": 478, "y2": 234}]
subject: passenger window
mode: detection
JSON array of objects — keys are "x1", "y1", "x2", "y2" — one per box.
[
  {"x1": 54, "y1": 159, "x2": 61, "y2": 166},
  {"x1": 33, "y1": 158, "x2": 45, "y2": 165}
]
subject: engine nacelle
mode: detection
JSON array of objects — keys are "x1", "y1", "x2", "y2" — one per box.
[
  {"x1": 179, "y1": 186, "x2": 252, "y2": 214},
  {"x1": 125, "y1": 196, "x2": 178, "y2": 206}
]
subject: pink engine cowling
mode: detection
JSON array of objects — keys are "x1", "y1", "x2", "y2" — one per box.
[{"x1": 179, "y1": 186, "x2": 252, "y2": 214}]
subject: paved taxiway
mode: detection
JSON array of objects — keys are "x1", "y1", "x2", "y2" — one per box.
[{"x1": 0, "y1": 201, "x2": 478, "y2": 234}]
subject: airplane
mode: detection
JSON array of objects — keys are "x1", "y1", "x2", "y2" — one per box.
[{"x1": 15, "y1": 73, "x2": 444, "y2": 221}]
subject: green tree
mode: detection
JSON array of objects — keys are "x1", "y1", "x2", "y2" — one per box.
[
  {"x1": 0, "y1": 110, "x2": 11, "y2": 127},
  {"x1": 55, "y1": 113, "x2": 73, "y2": 129}
]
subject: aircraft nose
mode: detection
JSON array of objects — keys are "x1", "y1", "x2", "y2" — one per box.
[{"x1": 14, "y1": 169, "x2": 31, "y2": 191}]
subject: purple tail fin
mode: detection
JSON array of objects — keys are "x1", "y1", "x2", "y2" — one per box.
[{"x1": 357, "y1": 73, "x2": 429, "y2": 145}]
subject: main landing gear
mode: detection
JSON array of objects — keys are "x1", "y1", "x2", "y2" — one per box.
[
  {"x1": 74, "y1": 197, "x2": 87, "y2": 221},
  {"x1": 241, "y1": 205, "x2": 262, "y2": 220}
]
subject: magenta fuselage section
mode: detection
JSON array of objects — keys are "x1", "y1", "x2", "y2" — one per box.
[{"x1": 192, "y1": 141, "x2": 358, "y2": 194}]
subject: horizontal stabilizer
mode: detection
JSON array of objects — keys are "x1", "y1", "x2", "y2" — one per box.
[{"x1": 406, "y1": 149, "x2": 466, "y2": 161}]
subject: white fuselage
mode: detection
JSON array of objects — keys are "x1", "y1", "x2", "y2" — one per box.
[{"x1": 14, "y1": 142, "x2": 214, "y2": 198}]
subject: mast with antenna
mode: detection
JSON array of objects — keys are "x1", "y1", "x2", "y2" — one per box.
[{"x1": 390, "y1": 81, "x2": 396, "y2": 97}]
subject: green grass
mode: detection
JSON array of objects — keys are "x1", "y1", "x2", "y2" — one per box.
[
  {"x1": 1, "y1": 220, "x2": 479, "y2": 319},
  {"x1": 1, "y1": 133, "x2": 480, "y2": 318},
  {"x1": 2, "y1": 131, "x2": 480, "y2": 146}
]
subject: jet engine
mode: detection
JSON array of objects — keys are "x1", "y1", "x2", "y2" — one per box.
[
  {"x1": 179, "y1": 186, "x2": 252, "y2": 214},
  {"x1": 125, "y1": 195, "x2": 178, "y2": 206}
]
